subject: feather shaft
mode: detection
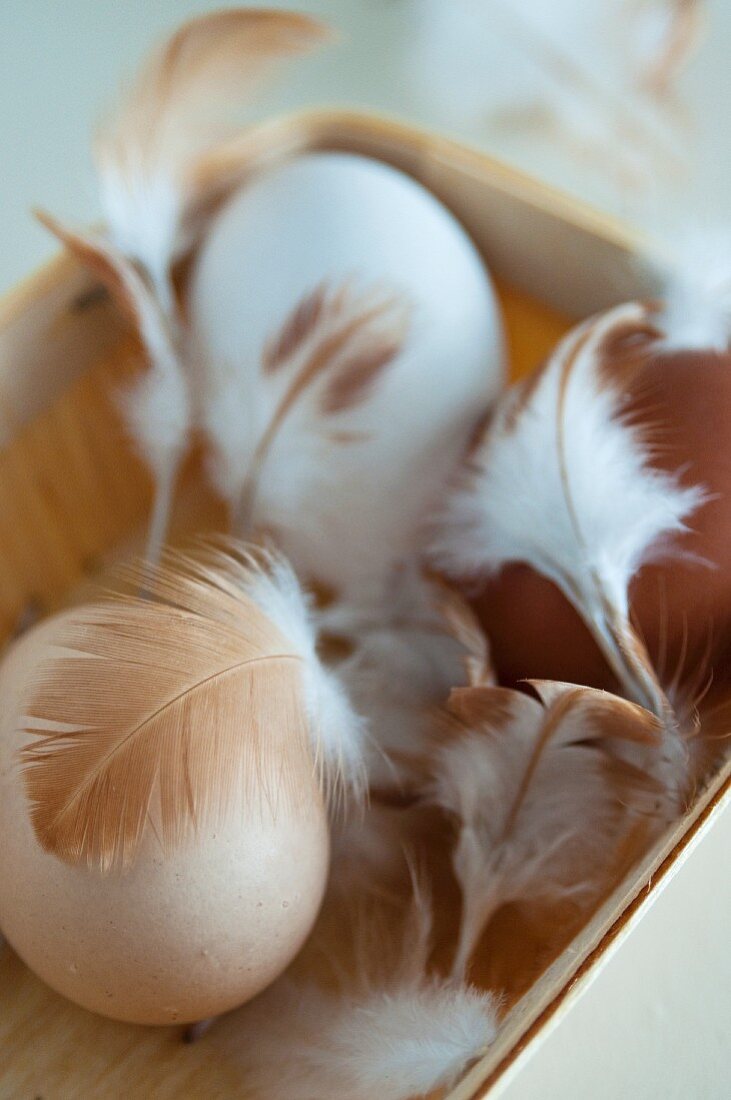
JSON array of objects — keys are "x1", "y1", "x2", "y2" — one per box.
[
  {"x1": 40, "y1": 11, "x2": 331, "y2": 557},
  {"x1": 227, "y1": 282, "x2": 411, "y2": 531},
  {"x1": 432, "y1": 680, "x2": 662, "y2": 977}
]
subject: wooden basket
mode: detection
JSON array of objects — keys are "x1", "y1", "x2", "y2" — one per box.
[{"x1": 1, "y1": 109, "x2": 729, "y2": 1100}]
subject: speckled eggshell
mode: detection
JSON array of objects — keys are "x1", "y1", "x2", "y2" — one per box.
[{"x1": 0, "y1": 613, "x2": 330, "y2": 1026}]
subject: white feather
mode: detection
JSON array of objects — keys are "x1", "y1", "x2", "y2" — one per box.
[
  {"x1": 236, "y1": 979, "x2": 497, "y2": 1100},
  {"x1": 195, "y1": 278, "x2": 414, "y2": 550},
  {"x1": 432, "y1": 680, "x2": 662, "y2": 978},
  {"x1": 95, "y1": 9, "x2": 330, "y2": 284},
  {"x1": 234, "y1": 889, "x2": 498, "y2": 1100},
  {"x1": 190, "y1": 151, "x2": 504, "y2": 603},
  {"x1": 431, "y1": 300, "x2": 706, "y2": 715},
  {"x1": 656, "y1": 227, "x2": 731, "y2": 352}
]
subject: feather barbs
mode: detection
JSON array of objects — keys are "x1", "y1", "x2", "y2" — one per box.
[
  {"x1": 95, "y1": 8, "x2": 333, "y2": 278},
  {"x1": 431, "y1": 300, "x2": 706, "y2": 718},
  {"x1": 206, "y1": 278, "x2": 413, "y2": 524},
  {"x1": 432, "y1": 679, "x2": 663, "y2": 978},
  {"x1": 20, "y1": 544, "x2": 366, "y2": 873},
  {"x1": 37, "y1": 9, "x2": 334, "y2": 562}
]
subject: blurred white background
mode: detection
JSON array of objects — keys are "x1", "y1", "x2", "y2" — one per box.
[
  {"x1": 0, "y1": 3, "x2": 729, "y2": 1097},
  {"x1": 2, "y1": 0, "x2": 731, "y2": 294}
]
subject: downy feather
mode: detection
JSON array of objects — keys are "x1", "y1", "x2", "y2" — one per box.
[
  {"x1": 34, "y1": 211, "x2": 191, "y2": 559},
  {"x1": 431, "y1": 680, "x2": 662, "y2": 979},
  {"x1": 20, "y1": 542, "x2": 366, "y2": 871},
  {"x1": 317, "y1": 568, "x2": 464, "y2": 794},
  {"x1": 168, "y1": 539, "x2": 370, "y2": 807},
  {"x1": 431, "y1": 300, "x2": 706, "y2": 718},
  {"x1": 38, "y1": 11, "x2": 330, "y2": 559},
  {"x1": 234, "y1": 886, "x2": 498, "y2": 1100}
]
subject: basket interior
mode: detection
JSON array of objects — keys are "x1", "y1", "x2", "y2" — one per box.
[{"x1": 2, "y1": 112, "x2": 722, "y2": 1100}]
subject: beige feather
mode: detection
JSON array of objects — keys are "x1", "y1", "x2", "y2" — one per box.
[
  {"x1": 20, "y1": 546, "x2": 344, "y2": 873},
  {"x1": 33, "y1": 210, "x2": 190, "y2": 563},
  {"x1": 432, "y1": 680, "x2": 662, "y2": 978}
]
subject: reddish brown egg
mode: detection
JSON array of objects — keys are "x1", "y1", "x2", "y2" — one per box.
[
  {"x1": 474, "y1": 566, "x2": 619, "y2": 692},
  {"x1": 472, "y1": 336, "x2": 731, "y2": 695}
]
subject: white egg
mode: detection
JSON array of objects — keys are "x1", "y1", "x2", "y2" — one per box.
[
  {"x1": 190, "y1": 152, "x2": 504, "y2": 602},
  {"x1": 0, "y1": 614, "x2": 330, "y2": 1026}
]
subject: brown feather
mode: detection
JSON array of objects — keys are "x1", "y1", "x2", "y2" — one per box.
[
  {"x1": 265, "y1": 282, "x2": 410, "y2": 426},
  {"x1": 21, "y1": 551, "x2": 314, "y2": 873},
  {"x1": 436, "y1": 583, "x2": 496, "y2": 688},
  {"x1": 320, "y1": 328, "x2": 406, "y2": 415},
  {"x1": 236, "y1": 282, "x2": 411, "y2": 527}
]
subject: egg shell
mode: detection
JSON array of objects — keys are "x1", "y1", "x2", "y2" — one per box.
[
  {"x1": 474, "y1": 342, "x2": 731, "y2": 692},
  {"x1": 0, "y1": 612, "x2": 330, "y2": 1026},
  {"x1": 190, "y1": 151, "x2": 504, "y2": 600}
]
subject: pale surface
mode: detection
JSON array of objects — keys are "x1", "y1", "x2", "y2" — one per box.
[{"x1": 0, "y1": 3, "x2": 729, "y2": 1099}]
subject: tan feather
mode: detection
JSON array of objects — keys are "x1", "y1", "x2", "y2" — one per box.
[
  {"x1": 20, "y1": 549, "x2": 318, "y2": 873},
  {"x1": 629, "y1": 0, "x2": 706, "y2": 97},
  {"x1": 432, "y1": 680, "x2": 662, "y2": 978},
  {"x1": 435, "y1": 582, "x2": 496, "y2": 688},
  {"x1": 37, "y1": 11, "x2": 332, "y2": 561},
  {"x1": 34, "y1": 209, "x2": 190, "y2": 562}
]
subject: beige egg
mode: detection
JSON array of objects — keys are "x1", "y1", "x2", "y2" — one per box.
[{"x1": 0, "y1": 612, "x2": 330, "y2": 1026}]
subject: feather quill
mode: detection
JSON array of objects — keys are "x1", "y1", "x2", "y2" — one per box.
[
  {"x1": 234, "y1": 885, "x2": 498, "y2": 1100},
  {"x1": 200, "y1": 279, "x2": 412, "y2": 532},
  {"x1": 431, "y1": 300, "x2": 706, "y2": 720},
  {"x1": 37, "y1": 10, "x2": 330, "y2": 560},
  {"x1": 20, "y1": 542, "x2": 367, "y2": 871},
  {"x1": 432, "y1": 680, "x2": 662, "y2": 979}
]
